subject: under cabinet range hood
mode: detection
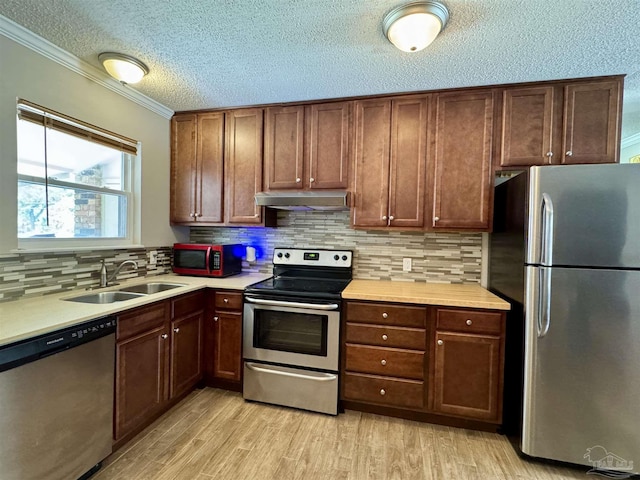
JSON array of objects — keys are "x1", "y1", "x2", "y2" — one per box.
[{"x1": 254, "y1": 191, "x2": 350, "y2": 211}]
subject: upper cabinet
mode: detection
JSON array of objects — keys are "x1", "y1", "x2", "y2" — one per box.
[
  {"x1": 225, "y1": 108, "x2": 265, "y2": 225},
  {"x1": 171, "y1": 113, "x2": 224, "y2": 224},
  {"x1": 264, "y1": 101, "x2": 351, "y2": 191},
  {"x1": 431, "y1": 90, "x2": 495, "y2": 231},
  {"x1": 498, "y1": 77, "x2": 622, "y2": 168},
  {"x1": 352, "y1": 96, "x2": 429, "y2": 229}
]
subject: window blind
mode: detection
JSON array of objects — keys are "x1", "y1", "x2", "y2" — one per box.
[{"x1": 17, "y1": 99, "x2": 138, "y2": 155}]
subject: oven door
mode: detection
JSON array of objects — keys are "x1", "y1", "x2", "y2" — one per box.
[{"x1": 243, "y1": 295, "x2": 340, "y2": 372}]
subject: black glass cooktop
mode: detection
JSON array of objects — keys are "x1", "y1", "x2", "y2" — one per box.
[{"x1": 245, "y1": 276, "x2": 351, "y2": 300}]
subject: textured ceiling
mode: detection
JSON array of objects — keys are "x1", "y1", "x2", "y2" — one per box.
[{"x1": 1, "y1": 0, "x2": 639, "y2": 138}]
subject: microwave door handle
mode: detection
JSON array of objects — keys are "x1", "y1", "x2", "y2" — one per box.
[
  {"x1": 245, "y1": 297, "x2": 339, "y2": 311},
  {"x1": 540, "y1": 193, "x2": 554, "y2": 266}
]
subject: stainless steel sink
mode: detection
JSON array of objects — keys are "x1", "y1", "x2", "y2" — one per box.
[
  {"x1": 118, "y1": 282, "x2": 186, "y2": 294},
  {"x1": 64, "y1": 291, "x2": 147, "y2": 304}
]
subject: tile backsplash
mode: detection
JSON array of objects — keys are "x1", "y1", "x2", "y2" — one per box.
[
  {"x1": 191, "y1": 211, "x2": 482, "y2": 283},
  {"x1": 0, "y1": 246, "x2": 172, "y2": 302}
]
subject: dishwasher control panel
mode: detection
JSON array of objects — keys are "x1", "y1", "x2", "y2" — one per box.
[{"x1": 0, "y1": 316, "x2": 117, "y2": 373}]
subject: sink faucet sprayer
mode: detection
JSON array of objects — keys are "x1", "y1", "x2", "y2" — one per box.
[{"x1": 99, "y1": 260, "x2": 139, "y2": 288}]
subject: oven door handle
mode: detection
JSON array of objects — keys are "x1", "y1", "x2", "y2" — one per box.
[
  {"x1": 245, "y1": 297, "x2": 339, "y2": 311},
  {"x1": 245, "y1": 362, "x2": 337, "y2": 382}
]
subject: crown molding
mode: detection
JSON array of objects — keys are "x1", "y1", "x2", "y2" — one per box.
[
  {"x1": 622, "y1": 131, "x2": 640, "y2": 149},
  {"x1": 0, "y1": 15, "x2": 174, "y2": 119}
]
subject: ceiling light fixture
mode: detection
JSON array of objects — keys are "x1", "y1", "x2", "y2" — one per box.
[
  {"x1": 383, "y1": 1, "x2": 449, "y2": 53},
  {"x1": 98, "y1": 52, "x2": 149, "y2": 84}
]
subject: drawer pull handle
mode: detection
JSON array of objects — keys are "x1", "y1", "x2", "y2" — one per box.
[
  {"x1": 161, "y1": 334, "x2": 168, "y2": 340},
  {"x1": 382, "y1": 312, "x2": 388, "y2": 319},
  {"x1": 381, "y1": 359, "x2": 387, "y2": 366},
  {"x1": 437, "y1": 339, "x2": 443, "y2": 346},
  {"x1": 380, "y1": 389, "x2": 386, "y2": 396},
  {"x1": 224, "y1": 298, "x2": 229, "y2": 303},
  {"x1": 173, "y1": 327, "x2": 180, "y2": 333},
  {"x1": 382, "y1": 334, "x2": 388, "y2": 341},
  {"x1": 466, "y1": 319, "x2": 473, "y2": 326},
  {"x1": 214, "y1": 316, "x2": 219, "y2": 322}
]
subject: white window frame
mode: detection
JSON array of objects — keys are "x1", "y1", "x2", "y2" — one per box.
[{"x1": 16, "y1": 100, "x2": 141, "y2": 251}]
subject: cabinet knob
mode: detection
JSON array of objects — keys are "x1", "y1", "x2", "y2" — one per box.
[
  {"x1": 174, "y1": 327, "x2": 180, "y2": 333},
  {"x1": 380, "y1": 389, "x2": 386, "y2": 396},
  {"x1": 224, "y1": 298, "x2": 229, "y2": 303},
  {"x1": 566, "y1": 151, "x2": 573, "y2": 156},
  {"x1": 382, "y1": 334, "x2": 388, "y2": 341},
  {"x1": 546, "y1": 152, "x2": 553, "y2": 157},
  {"x1": 389, "y1": 215, "x2": 394, "y2": 221},
  {"x1": 189, "y1": 212, "x2": 195, "y2": 217},
  {"x1": 161, "y1": 334, "x2": 168, "y2": 339},
  {"x1": 382, "y1": 215, "x2": 387, "y2": 220},
  {"x1": 381, "y1": 359, "x2": 387, "y2": 366},
  {"x1": 213, "y1": 316, "x2": 219, "y2": 322},
  {"x1": 434, "y1": 216, "x2": 439, "y2": 222},
  {"x1": 437, "y1": 339, "x2": 443, "y2": 346},
  {"x1": 466, "y1": 319, "x2": 472, "y2": 326},
  {"x1": 382, "y1": 312, "x2": 388, "y2": 319},
  {"x1": 195, "y1": 213, "x2": 201, "y2": 217},
  {"x1": 296, "y1": 178, "x2": 301, "y2": 183},
  {"x1": 310, "y1": 177, "x2": 315, "y2": 183}
]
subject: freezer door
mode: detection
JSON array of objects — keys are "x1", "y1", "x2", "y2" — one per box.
[
  {"x1": 522, "y1": 266, "x2": 640, "y2": 474},
  {"x1": 527, "y1": 163, "x2": 640, "y2": 268}
]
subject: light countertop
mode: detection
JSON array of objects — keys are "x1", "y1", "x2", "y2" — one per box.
[
  {"x1": 0, "y1": 273, "x2": 270, "y2": 347},
  {"x1": 342, "y1": 280, "x2": 510, "y2": 311}
]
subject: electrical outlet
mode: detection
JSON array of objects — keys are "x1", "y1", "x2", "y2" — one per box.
[
  {"x1": 403, "y1": 257, "x2": 412, "y2": 272},
  {"x1": 149, "y1": 250, "x2": 158, "y2": 265}
]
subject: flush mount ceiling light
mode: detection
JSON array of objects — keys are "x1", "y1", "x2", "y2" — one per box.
[
  {"x1": 98, "y1": 52, "x2": 149, "y2": 84},
  {"x1": 383, "y1": 1, "x2": 449, "y2": 53}
]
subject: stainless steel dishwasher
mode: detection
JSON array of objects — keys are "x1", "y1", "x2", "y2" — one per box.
[{"x1": 0, "y1": 316, "x2": 116, "y2": 480}]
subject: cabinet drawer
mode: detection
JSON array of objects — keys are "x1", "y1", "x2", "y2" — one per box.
[
  {"x1": 117, "y1": 301, "x2": 168, "y2": 341},
  {"x1": 436, "y1": 308, "x2": 503, "y2": 335},
  {"x1": 171, "y1": 291, "x2": 205, "y2": 318},
  {"x1": 214, "y1": 291, "x2": 243, "y2": 311},
  {"x1": 345, "y1": 344, "x2": 424, "y2": 379},
  {"x1": 345, "y1": 323, "x2": 425, "y2": 350},
  {"x1": 346, "y1": 302, "x2": 426, "y2": 328},
  {"x1": 343, "y1": 372, "x2": 424, "y2": 409}
]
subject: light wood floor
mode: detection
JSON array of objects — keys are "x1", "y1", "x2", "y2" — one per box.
[{"x1": 95, "y1": 388, "x2": 587, "y2": 480}]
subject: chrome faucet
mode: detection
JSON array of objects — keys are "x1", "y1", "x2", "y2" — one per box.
[{"x1": 99, "y1": 260, "x2": 138, "y2": 288}]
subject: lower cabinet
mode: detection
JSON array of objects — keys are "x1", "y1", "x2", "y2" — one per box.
[
  {"x1": 114, "y1": 291, "x2": 204, "y2": 444},
  {"x1": 341, "y1": 300, "x2": 506, "y2": 429},
  {"x1": 205, "y1": 290, "x2": 244, "y2": 389}
]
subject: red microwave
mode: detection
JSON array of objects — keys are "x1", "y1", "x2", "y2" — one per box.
[{"x1": 172, "y1": 243, "x2": 243, "y2": 277}]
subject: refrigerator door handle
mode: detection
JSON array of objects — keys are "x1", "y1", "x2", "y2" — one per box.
[
  {"x1": 538, "y1": 267, "x2": 552, "y2": 337},
  {"x1": 540, "y1": 193, "x2": 554, "y2": 266}
]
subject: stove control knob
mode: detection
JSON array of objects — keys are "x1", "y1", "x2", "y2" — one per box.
[
  {"x1": 284, "y1": 253, "x2": 290, "y2": 259},
  {"x1": 277, "y1": 252, "x2": 283, "y2": 258},
  {"x1": 334, "y1": 255, "x2": 339, "y2": 261},
  {"x1": 342, "y1": 255, "x2": 348, "y2": 261}
]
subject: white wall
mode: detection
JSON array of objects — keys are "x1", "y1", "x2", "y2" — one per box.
[{"x1": 0, "y1": 34, "x2": 186, "y2": 253}]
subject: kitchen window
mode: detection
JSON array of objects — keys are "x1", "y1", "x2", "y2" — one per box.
[{"x1": 16, "y1": 100, "x2": 138, "y2": 248}]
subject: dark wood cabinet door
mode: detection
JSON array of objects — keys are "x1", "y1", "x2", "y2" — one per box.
[
  {"x1": 115, "y1": 326, "x2": 169, "y2": 440},
  {"x1": 352, "y1": 99, "x2": 391, "y2": 227},
  {"x1": 388, "y1": 96, "x2": 429, "y2": 228},
  {"x1": 432, "y1": 331, "x2": 501, "y2": 422},
  {"x1": 306, "y1": 101, "x2": 352, "y2": 189},
  {"x1": 170, "y1": 311, "x2": 204, "y2": 399},
  {"x1": 213, "y1": 312, "x2": 242, "y2": 382},
  {"x1": 432, "y1": 90, "x2": 494, "y2": 230},
  {"x1": 170, "y1": 114, "x2": 197, "y2": 223},
  {"x1": 500, "y1": 86, "x2": 555, "y2": 167},
  {"x1": 225, "y1": 109, "x2": 263, "y2": 224},
  {"x1": 562, "y1": 80, "x2": 621, "y2": 164},
  {"x1": 264, "y1": 106, "x2": 305, "y2": 190},
  {"x1": 196, "y1": 113, "x2": 224, "y2": 223}
]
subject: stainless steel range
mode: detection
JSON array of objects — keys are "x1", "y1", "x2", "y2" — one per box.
[{"x1": 243, "y1": 247, "x2": 353, "y2": 415}]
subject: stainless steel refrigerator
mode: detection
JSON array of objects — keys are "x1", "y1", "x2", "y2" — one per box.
[{"x1": 490, "y1": 163, "x2": 640, "y2": 475}]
